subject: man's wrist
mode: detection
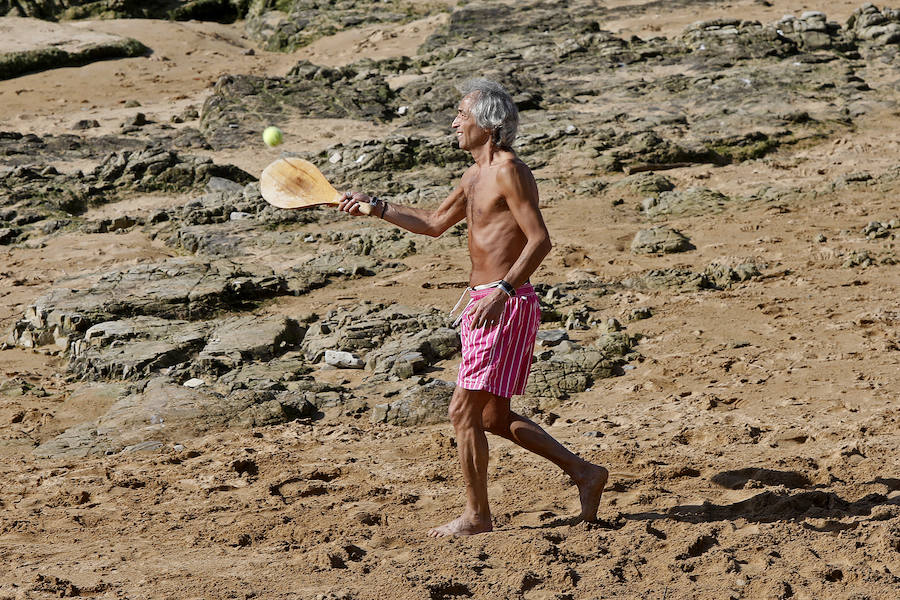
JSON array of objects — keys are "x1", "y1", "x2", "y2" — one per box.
[
  {"x1": 489, "y1": 288, "x2": 509, "y2": 303},
  {"x1": 368, "y1": 196, "x2": 388, "y2": 219},
  {"x1": 497, "y1": 279, "x2": 516, "y2": 297}
]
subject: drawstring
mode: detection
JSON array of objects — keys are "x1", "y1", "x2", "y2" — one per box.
[
  {"x1": 450, "y1": 288, "x2": 472, "y2": 328},
  {"x1": 449, "y1": 281, "x2": 504, "y2": 327}
]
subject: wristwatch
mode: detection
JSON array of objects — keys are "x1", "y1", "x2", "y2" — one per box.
[
  {"x1": 498, "y1": 280, "x2": 516, "y2": 297},
  {"x1": 369, "y1": 196, "x2": 388, "y2": 218}
]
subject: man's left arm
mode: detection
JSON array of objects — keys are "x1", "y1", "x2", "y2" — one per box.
[
  {"x1": 497, "y1": 161, "x2": 552, "y2": 289},
  {"x1": 467, "y1": 162, "x2": 551, "y2": 328}
]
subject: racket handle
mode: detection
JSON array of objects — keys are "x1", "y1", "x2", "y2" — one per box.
[{"x1": 336, "y1": 191, "x2": 373, "y2": 215}]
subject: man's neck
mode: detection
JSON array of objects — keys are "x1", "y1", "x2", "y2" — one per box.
[{"x1": 469, "y1": 142, "x2": 497, "y2": 167}]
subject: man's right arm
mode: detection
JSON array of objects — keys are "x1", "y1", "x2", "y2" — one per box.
[{"x1": 338, "y1": 184, "x2": 466, "y2": 238}]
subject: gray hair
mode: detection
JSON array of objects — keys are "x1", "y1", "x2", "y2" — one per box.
[{"x1": 457, "y1": 78, "x2": 519, "y2": 148}]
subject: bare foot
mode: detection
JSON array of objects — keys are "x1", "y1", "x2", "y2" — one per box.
[
  {"x1": 427, "y1": 514, "x2": 492, "y2": 537},
  {"x1": 576, "y1": 464, "x2": 609, "y2": 522}
]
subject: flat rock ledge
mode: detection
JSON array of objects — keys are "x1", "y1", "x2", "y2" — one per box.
[
  {"x1": 32, "y1": 378, "x2": 320, "y2": 458},
  {"x1": 4, "y1": 257, "x2": 286, "y2": 354},
  {"x1": 0, "y1": 17, "x2": 148, "y2": 80},
  {"x1": 631, "y1": 226, "x2": 694, "y2": 254},
  {"x1": 371, "y1": 380, "x2": 456, "y2": 426}
]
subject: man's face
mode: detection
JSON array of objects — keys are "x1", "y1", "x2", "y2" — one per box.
[{"x1": 452, "y1": 93, "x2": 491, "y2": 150}]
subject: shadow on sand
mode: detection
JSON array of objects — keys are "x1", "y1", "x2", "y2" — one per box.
[
  {"x1": 626, "y1": 480, "x2": 900, "y2": 529},
  {"x1": 512, "y1": 475, "x2": 900, "y2": 532}
]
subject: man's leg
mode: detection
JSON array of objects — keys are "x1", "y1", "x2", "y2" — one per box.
[
  {"x1": 482, "y1": 397, "x2": 608, "y2": 522},
  {"x1": 427, "y1": 387, "x2": 495, "y2": 537}
]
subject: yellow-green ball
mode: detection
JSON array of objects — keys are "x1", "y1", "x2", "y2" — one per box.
[{"x1": 263, "y1": 126, "x2": 283, "y2": 147}]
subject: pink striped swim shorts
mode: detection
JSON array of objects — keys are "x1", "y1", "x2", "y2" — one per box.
[{"x1": 457, "y1": 283, "x2": 541, "y2": 398}]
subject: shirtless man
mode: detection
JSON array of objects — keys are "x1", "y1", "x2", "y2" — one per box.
[{"x1": 338, "y1": 79, "x2": 608, "y2": 536}]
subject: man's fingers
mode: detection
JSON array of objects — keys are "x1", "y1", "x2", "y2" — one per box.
[
  {"x1": 338, "y1": 191, "x2": 366, "y2": 215},
  {"x1": 471, "y1": 312, "x2": 496, "y2": 328},
  {"x1": 466, "y1": 295, "x2": 506, "y2": 328},
  {"x1": 338, "y1": 192, "x2": 353, "y2": 212},
  {"x1": 470, "y1": 306, "x2": 488, "y2": 327},
  {"x1": 337, "y1": 191, "x2": 373, "y2": 217}
]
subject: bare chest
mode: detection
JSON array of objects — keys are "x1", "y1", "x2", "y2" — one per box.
[{"x1": 464, "y1": 174, "x2": 506, "y2": 223}]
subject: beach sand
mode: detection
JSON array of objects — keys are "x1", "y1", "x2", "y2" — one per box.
[{"x1": 1, "y1": 2, "x2": 898, "y2": 598}]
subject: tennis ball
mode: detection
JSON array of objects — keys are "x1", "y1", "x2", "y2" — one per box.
[{"x1": 263, "y1": 126, "x2": 283, "y2": 147}]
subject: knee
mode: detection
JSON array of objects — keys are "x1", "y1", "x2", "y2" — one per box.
[
  {"x1": 448, "y1": 398, "x2": 476, "y2": 430},
  {"x1": 481, "y1": 405, "x2": 509, "y2": 436},
  {"x1": 448, "y1": 389, "x2": 485, "y2": 430},
  {"x1": 447, "y1": 402, "x2": 465, "y2": 429}
]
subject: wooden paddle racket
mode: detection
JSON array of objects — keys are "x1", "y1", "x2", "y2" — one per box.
[{"x1": 259, "y1": 157, "x2": 372, "y2": 214}]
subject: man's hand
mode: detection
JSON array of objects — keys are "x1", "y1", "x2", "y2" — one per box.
[
  {"x1": 467, "y1": 289, "x2": 508, "y2": 328},
  {"x1": 337, "y1": 191, "x2": 375, "y2": 216}
]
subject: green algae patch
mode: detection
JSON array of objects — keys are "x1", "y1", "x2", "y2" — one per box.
[
  {"x1": 0, "y1": 38, "x2": 148, "y2": 80},
  {"x1": 711, "y1": 137, "x2": 781, "y2": 163}
]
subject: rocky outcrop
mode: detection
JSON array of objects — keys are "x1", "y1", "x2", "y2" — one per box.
[
  {"x1": 862, "y1": 218, "x2": 898, "y2": 239},
  {"x1": 365, "y1": 327, "x2": 460, "y2": 379},
  {"x1": 773, "y1": 11, "x2": 851, "y2": 51},
  {"x1": 847, "y1": 4, "x2": 900, "y2": 44},
  {"x1": 681, "y1": 17, "x2": 836, "y2": 60},
  {"x1": 631, "y1": 226, "x2": 694, "y2": 254},
  {"x1": 704, "y1": 262, "x2": 763, "y2": 289},
  {"x1": 32, "y1": 377, "x2": 318, "y2": 458},
  {"x1": 324, "y1": 228, "x2": 419, "y2": 259},
  {"x1": 196, "y1": 316, "x2": 306, "y2": 375},
  {"x1": 244, "y1": 1, "x2": 449, "y2": 51},
  {"x1": 622, "y1": 263, "x2": 761, "y2": 292},
  {"x1": 4, "y1": 258, "x2": 285, "y2": 353},
  {"x1": 526, "y1": 334, "x2": 638, "y2": 399},
  {"x1": 200, "y1": 65, "x2": 396, "y2": 150},
  {"x1": 90, "y1": 148, "x2": 252, "y2": 196},
  {"x1": 0, "y1": 1, "x2": 249, "y2": 22},
  {"x1": 3, "y1": 263, "x2": 465, "y2": 416},
  {"x1": 371, "y1": 379, "x2": 455, "y2": 426},
  {"x1": 310, "y1": 135, "x2": 469, "y2": 194},
  {"x1": 644, "y1": 187, "x2": 733, "y2": 218},
  {"x1": 0, "y1": 131, "x2": 145, "y2": 168},
  {"x1": 0, "y1": 33, "x2": 147, "y2": 80},
  {"x1": 612, "y1": 173, "x2": 676, "y2": 197},
  {"x1": 0, "y1": 145, "x2": 252, "y2": 244},
  {"x1": 192, "y1": 4, "x2": 884, "y2": 178},
  {"x1": 70, "y1": 318, "x2": 211, "y2": 380},
  {"x1": 213, "y1": 351, "x2": 312, "y2": 393},
  {"x1": 300, "y1": 304, "x2": 457, "y2": 378}
]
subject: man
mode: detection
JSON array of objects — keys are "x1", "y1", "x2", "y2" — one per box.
[{"x1": 338, "y1": 79, "x2": 608, "y2": 537}]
